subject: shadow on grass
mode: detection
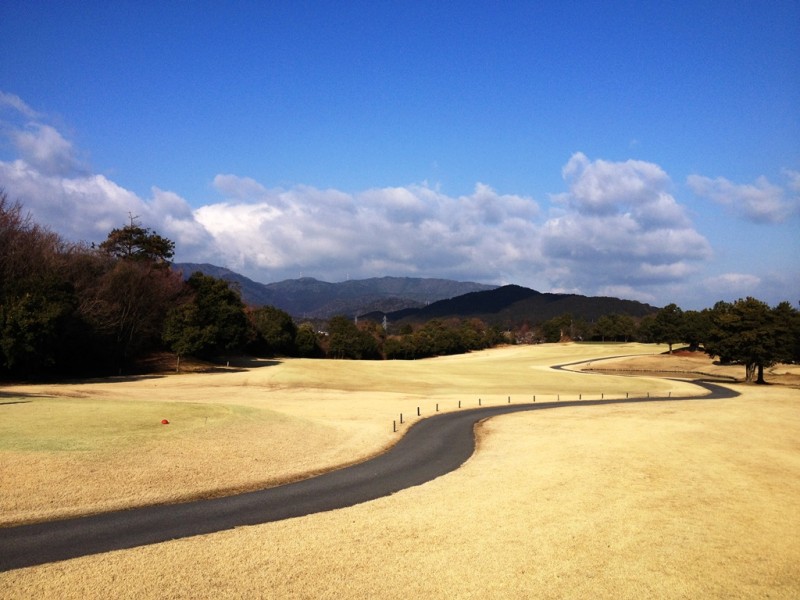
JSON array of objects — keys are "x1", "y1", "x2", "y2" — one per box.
[
  {"x1": 214, "y1": 357, "x2": 282, "y2": 369},
  {"x1": 0, "y1": 356, "x2": 283, "y2": 387},
  {"x1": 0, "y1": 390, "x2": 42, "y2": 404},
  {"x1": 162, "y1": 358, "x2": 282, "y2": 374}
]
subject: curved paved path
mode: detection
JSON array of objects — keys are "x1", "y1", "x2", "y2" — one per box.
[{"x1": 0, "y1": 379, "x2": 737, "y2": 572}]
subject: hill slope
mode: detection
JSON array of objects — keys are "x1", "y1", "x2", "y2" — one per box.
[
  {"x1": 364, "y1": 284, "x2": 657, "y2": 326},
  {"x1": 173, "y1": 263, "x2": 496, "y2": 318}
]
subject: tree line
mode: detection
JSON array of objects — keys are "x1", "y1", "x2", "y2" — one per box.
[
  {"x1": 1, "y1": 193, "x2": 797, "y2": 381},
  {"x1": 517, "y1": 300, "x2": 799, "y2": 383},
  {"x1": 640, "y1": 301, "x2": 800, "y2": 383}
]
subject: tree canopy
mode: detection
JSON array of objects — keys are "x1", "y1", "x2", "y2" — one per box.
[
  {"x1": 99, "y1": 216, "x2": 175, "y2": 266},
  {"x1": 247, "y1": 305, "x2": 297, "y2": 357},
  {"x1": 0, "y1": 196, "x2": 243, "y2": 377},
  {"x1": 705, "y1": 297, "x2": 800, "y2": 383},
  {"x1": 326, "y1": 315, "x2": 381, "y2": 360},
  {"x1": 651, "y1": 303, "x2": 684, "y2": 353},
  {"x1": 163, "y1": 272, "x2": 249, "y2": 364}
]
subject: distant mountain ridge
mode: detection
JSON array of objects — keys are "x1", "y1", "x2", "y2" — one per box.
[
  {"x1": 174, "y1": 263, "x2": 658, "y2": 326},
  {"x1": 363, "y1": 284, "x2": 658, "y2": 326},
  {"x1": 173, "y1": 263, "x2": 497, "y2": 318}
]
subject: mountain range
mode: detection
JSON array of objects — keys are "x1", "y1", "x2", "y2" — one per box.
[
  {"x1": 174, "y1": 263, "x2": 659, "y2": 325},
  {"x1": 173, "y1": 263, "x2": 496, "y2": 318}
]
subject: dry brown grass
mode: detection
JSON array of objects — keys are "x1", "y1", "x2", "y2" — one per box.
[
  {"x1": 1, "y1": 343, "x2": 680, "y2": 526},
  {"x1": 2, "y1": 344, "x2": 799, "y2": 598},
  {"x1": 583, "y1": 349, "x2": 800, "y2": 385}
]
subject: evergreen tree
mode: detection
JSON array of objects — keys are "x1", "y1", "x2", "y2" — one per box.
[
  {"x1": 248, "y1": 305, "x2": 297, "y2": 356},
  {"x1": 681, "y1": 309, "x2": 712, "y2": 352},
  {"x1": 163, "y1": 272, "x2": 249, "y2": 365},
  {"x1": 705, "y1": 297, "x2": 796, "y2": 383},
  {"x1": 326, "y1": 316, "x2": 380, "y2": 359},
  {"x1": 651, "y1": 303, "x2": 684, "y2": 353},
  {"x1": 99, "y1": 215, "x2": 174, "y2": 266},
  {"x1": 294, "y1": 323, "x2": 322, "y2": 357}
]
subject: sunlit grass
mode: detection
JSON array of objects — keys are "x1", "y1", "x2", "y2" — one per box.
[
  {"x1": 4, "y1": 384, "x2": 798, "y2": 599},
  {"x1": 0, "y1": 398, "x2": 253, "y2": 452},
  {"x1": 0, "y1": 343, "x2": 718, "y2": 527}
]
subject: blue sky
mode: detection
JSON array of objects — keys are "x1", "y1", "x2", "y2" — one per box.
[{"x1": 1, "y1": 1, "x2": 798, "y2": 310}]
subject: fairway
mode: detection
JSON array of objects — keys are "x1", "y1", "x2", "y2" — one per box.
[
  {"x1": 1, "y1": 343, "x2": 799, "y2": 598},
  {"x1": 1, "y1": 343, "x2": 685, "y2": 526}
]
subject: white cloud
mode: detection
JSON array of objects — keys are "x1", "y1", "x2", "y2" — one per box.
[
  {"x1": 0, "y1": 91, "x2": 40, "y2": 119},
  {"x1": 782, "y1": 169, "x2": 800, "y2": 194},
  {"x1": 194, "y1": 181, "x2": 542, "y2": 283},
  {"x1": 541, "y1": 154, "x2": 711, "y2": 293},
  {"x1": 0, "y1": 109, "x2": 717, "y2": 305},
  {"x1": 150, "y1": 187, "x2": 216, "y2": 251},
  {"x1": 703, "y1": 273, "x2": 761, "y2": 298},
  {"x1": 12, "y1": 123, "x2": 81, "y2": 176},
  {"x1": 559, "y1": 152, "x2": 672, "y2": 216},
  {"x1": 360, "y1": 186, "x2": 431, "y2": 225},
  {"x1": 8, "y1": 93, "x2": 792, "y2": 308},
  {"x1": 687, "y1": 173, "x2": 799, "y2": 224},
  {"x1": 212, "y1": 174, "x2": 271, "y2": 202},
  {"x1": 1, "y1": 91, "x2": 82, "y2": 176},
  {"x1": 596, "y1": 284, "x2": 657, "y2": 305},
  {"x1": 0, "y1": 158, "x2": 213, "y2": 258}
]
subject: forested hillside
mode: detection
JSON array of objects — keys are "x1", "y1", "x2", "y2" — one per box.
[{"x1": 364, "y1": 284, "x2": 656, "y2": 327}]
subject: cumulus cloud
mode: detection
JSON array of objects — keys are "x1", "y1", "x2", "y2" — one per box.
[
  {"x1": 196, "y1": 179, "x2": 541, "y2": 283},
  {"x1": 0, "y1": 101, "x2": 544, "y2": 286},
  {"x1": 0, "y1": 92, "x2": 214, "y2": 255},
  {"x1": 12, "y1": 123, "x2": 82, "y2": 176},
  {"x1": 1, "y1": 93, "x2": 741, "y2": 306},
  {"x1": 212, "y1": 174, "x2": 271, "y2": 202},
  {"x1": 0, "y1": 157, "x2": 212, "y2": 251},
  {"x1": 687, "y1": 173, "x2": 799, "y2": 224},
  {"x1": 557, "y1": 153, "x2": 691, "y2": 229},
  {"x1": 1, "y1": 91, "x2": 84, "y2": 177},
  {"x1": 541, "y1": 153, "x2": 711, "y2": 293}
]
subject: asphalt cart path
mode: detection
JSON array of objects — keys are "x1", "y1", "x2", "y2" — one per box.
[{"x1": 0, "y1": 379, "x2": 737, "y2": 572}]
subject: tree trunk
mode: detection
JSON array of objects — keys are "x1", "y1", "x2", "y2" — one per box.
[
  {"x1": 756, "y1": 363, "x2": 766, "y2": 384},
  {"x1": 745, "y1": 362, "x2": 756, "y2": 383}
]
